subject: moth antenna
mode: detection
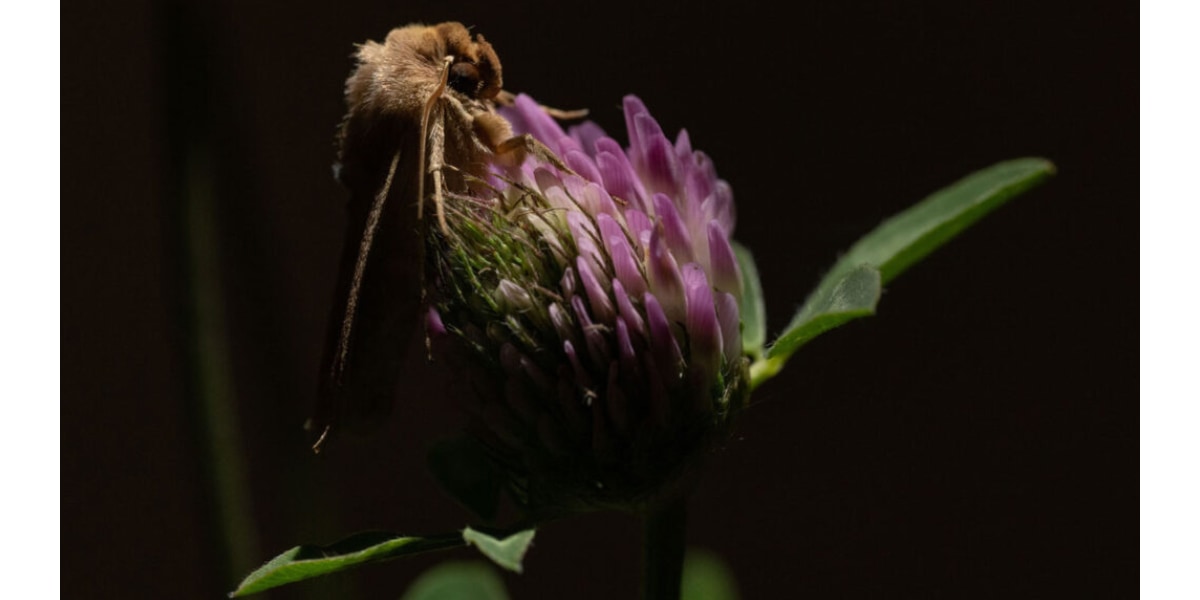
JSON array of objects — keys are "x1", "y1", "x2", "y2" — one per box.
[
  {"x1": 417, "y1": 56, "x2": 453, "y2": 223},
  {"x1": 427, "y1": 116, "x2": 449, "y2": 234},
  {"x1": 311, "y1": 424, "x2": 331, "y2": 454},
  {"x1": 336, "y1": 149, "x2": 403, "y2": 381}
]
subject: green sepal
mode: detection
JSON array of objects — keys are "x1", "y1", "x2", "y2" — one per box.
[
  {"x1": 462, "y1": 527, "x2": 537, "y2": 574},
  {"x1": 733, "y1": 241, "x2": 767, "y2": 360}
]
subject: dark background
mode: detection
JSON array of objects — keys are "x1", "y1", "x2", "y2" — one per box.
[{"x1": 63, "y1": 1, "x2": 1136, "y2": 598}]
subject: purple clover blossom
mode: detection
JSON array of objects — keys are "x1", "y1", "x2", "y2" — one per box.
[{"x1": 428, "y1": 95, "x2": 749, "y2": 513}]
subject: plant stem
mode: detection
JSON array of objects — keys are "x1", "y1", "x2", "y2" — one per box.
[{"x1": 644, "y1": 496, "x2": 688, "y2": 600}]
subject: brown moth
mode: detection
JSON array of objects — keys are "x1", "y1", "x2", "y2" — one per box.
[{"x1": 310, "y1": 22, "x2": 569, "y2": 452}]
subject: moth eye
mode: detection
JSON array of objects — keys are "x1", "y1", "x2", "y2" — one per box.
[{"x1": 448, "y1": 62, "x2": 482, "y2": 97}]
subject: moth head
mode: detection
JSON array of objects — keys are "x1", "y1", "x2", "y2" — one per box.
[
  {"x1": 447, "y1": 61, "x2": 486, "y2": 98},
  {"x1": 434, "y1": 22, "x2": 503, "y2": 101}
]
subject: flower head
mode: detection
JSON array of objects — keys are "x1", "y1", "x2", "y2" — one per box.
[{"x1": 428, "y1": 95, "x2": 749, "y2": 514}]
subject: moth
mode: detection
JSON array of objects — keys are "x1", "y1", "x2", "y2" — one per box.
[{"x1": 310, "y1": 22, "x2": 571, "y2": 452}]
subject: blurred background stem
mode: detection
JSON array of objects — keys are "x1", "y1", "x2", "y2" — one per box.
[
  {"x1": 644, "y1": 497, "x2": 688, "y2": 600},
  {"x1": 180, "y1": 144, "x2": 260, "y2": 586},
  {"x1": 164, "y1": 0, "x2": 260, "y2": 590}
]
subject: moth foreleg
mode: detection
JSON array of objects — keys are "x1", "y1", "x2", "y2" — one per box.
[
  {"x1": 492, "y1": 132, "x2": 574, "y2": 175},
  {"x1": 417, "y1": 56, "x2": 453, "y2": 230},
  {"x1": 426, "y1": 114, "x2": 449, "y2": 234},
  {"x1": 493, "y1": 91, "x2": 589, "y2": 121}
]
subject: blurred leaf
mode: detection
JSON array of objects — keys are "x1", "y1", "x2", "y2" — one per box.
[
  {"x1": 733, "y1": 242, "x2": 766, "y2": 359},
  {"x1": 751, "y1": 158, "x2": 1054, "y2": 388},
  {"x1": 230, "y1": 531, "x2": 464, "y2": 597},
  {"x1": 823, "y1": 157, "x2": 1054, "y2": 286},
  {"x1": 401, "y1": 561, "x2": 510, "y2": 600},
  {"x1": 428, "y1": 435, "x2": 504, "y2": 521},
  {"x1": 682, "y1": 549, "x2": 740, "y2": 600},
  {"x1": 462, "y1": 527, "x2": 536, "y2": 574}
]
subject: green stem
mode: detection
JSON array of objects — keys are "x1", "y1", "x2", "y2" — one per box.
[{"x1": 644, "y1": 496, "x2": 688, "y2": 600}]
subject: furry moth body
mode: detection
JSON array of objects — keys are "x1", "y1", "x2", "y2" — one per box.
[{"x1": 312, "y1": 22, "x2": 563, "y2": 451}]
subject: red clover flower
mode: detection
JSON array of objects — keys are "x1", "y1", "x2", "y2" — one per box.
[{"x1": 427, "y1": 94, "x2": 750, "y2": 514}]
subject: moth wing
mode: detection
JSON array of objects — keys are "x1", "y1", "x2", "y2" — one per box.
[{"x1": 312, "y1": 117, "x2": 426, "y2": 448}]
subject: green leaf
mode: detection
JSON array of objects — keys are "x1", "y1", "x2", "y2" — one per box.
[
  {"x1": 462, "y1": 527, "x2": 536, "y2": 574},
  {"x1": 229, "y1": 531, "x2": 465, "y2": 597},
  {"x1": 752, "y1": 265, "x2": 881, "y2": 387},
  {"x1": 401, "y1": 561, "x2": 510, "y2": 600},
  {"x1": 427, "y1": 435, "x2": 504, "y2": 521},
  {"x1": 682, "y1": 549, "x2": 740, "y2": 600},
  {"x1": 751, "y1": 157, "x2": 1054, "y2": 388},
  {"x1": 733, "y1": 242, "x2": 766, "y2": 359},
  {"x1": 826, "y1": 157, "x2": 1054, "y2": 287}
]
